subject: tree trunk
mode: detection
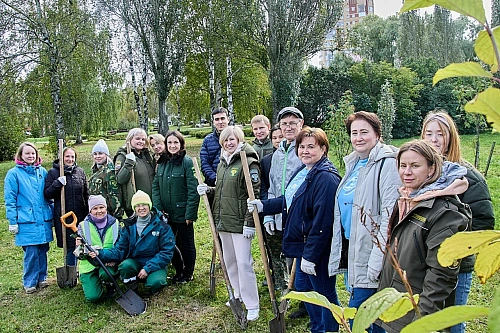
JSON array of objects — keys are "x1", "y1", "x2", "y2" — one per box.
[
  {"x1": 208, "y1": 51, "x2": 216, "y2": 111},
  {"x1": 141, "y1": 52, "x2": 149, "y2": 133},
  {"x1": 215, "y1": 79, "x2": 222, "y2": 108},
  {"x1": 124, "y1": 16, "x2": 143, "y2": 129},
  {"x1": 226, "y1": 56, "x2": 234, "y2": 125},
  {"x1": 158, "y1": 98, "x2": 169, "y2": 136}
]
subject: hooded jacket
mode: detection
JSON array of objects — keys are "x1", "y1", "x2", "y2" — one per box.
[
  {"x1": 88, "y1": 157, "x2": 121, "y2": 217},
  {"x1": 376, "y1": 163, "x2": 471, "y2": 333},
  {"x1": 200, "y1": 129, "x2": 221, "y2": 187},
  {"x1": 327, "y1": 142, "x2": 401, "y2": 288},
  {"x1": 261, "y1": 156, "x2": 341, "y2": 263},
  {"x1": 211, "y1": 143, "x2": 260, "y2": 233},
  {"x1": 44, "y1": 160, "x2": 89, "y2": 248}
]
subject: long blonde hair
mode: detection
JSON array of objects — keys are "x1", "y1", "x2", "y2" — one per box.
[{"x1": 421, "y1": 110, "x2": 462, "y2": 163}]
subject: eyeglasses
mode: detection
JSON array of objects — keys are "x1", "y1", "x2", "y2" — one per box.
[{"x1": 279, "y1": 120, "x2": 300, "y2": 128}]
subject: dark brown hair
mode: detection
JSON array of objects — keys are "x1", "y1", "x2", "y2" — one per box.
[{"x1": 295, "y1": 127, "x2": 329, "y2": 157}]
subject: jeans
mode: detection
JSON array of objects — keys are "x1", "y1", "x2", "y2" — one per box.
[
  {"x1": 22, "y1": 243, "x2": 49, "y2": 288},
  {"x1": 169, "y1": 222, "x2": 196, "y2": 278},
  {"x1": 450, "y1": 272, "x2": 473, "y2": 333},
  {"x1": 349, "y1": 288, "x2": 385, "y2": 333},
  {"x1": 295, "y1": 257, "x2": 339, "y2": 333},
  {"x1": 66, "y1": 247, "x2": 77, "y2": 266}
]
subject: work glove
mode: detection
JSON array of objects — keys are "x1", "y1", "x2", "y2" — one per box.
[
  {"x1": 197, "y1": 183, "x2": 208, "y2": 196},
  {"x1": 263, "y1": 219, "x2": 275, "y2": 235},
  {"x1": 247, "y1": 198, "x2": 263, "y2": 213},
  {"x1": 125, "y1": 152, "x2": 136, "y2": 162},
  {"x1": 242, "y1": 226, "x2": 256, "y2": 239},
  {"x1": 367, "y1": 266, "x2": 379, "y2": 282},
  {"x1": 8, "y1": 224, "x2": 18, "y2": 234},
  {"x1": 301, "y1": 258, "x2": 316, "y2": 276},
  {"x1": 57, "y1": 176, "x2": 67, "y2": 186}
]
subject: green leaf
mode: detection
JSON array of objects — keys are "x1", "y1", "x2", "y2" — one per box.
[
  {"x1": 488, "y1": 286, "x2": 500, "y2": 332},
  {"x1": 475, "y1": 240, "x2": 500, "y2": 284},
  {"x1": 352, "y1": 288, "x2": 417, "y2": 333},
  {"x1": 400, "y1": 0, "x2": 486, "y2": 24},
  {"x1": 438, "y1": 231, "x2": 500, "y2": 267},
  {"x1": 475, "y1": 27, "x2": 500, "y2": 71},
  {"x1": 401, "y1": 306, "x2": 489, "y2": 333},
  {"x1": 433, "y1": 62, "x2": 492, "y2": 85},
  {"x1": 464, "y1": 87, "x2": 500, "y2": 132}
]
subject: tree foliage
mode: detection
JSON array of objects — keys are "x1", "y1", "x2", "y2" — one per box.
[{"x1": 377, "y1": 80, "x2": 396, "y2": 144}]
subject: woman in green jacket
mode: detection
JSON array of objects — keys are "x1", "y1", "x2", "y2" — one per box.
[{"x1": 152, "y1": 131, "x2": 199, "y2": 283}]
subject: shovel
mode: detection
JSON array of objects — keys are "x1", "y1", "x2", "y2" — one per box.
[
  {"x1": 241, "y1": 151, "x2": 286, "y2": 333},
  {"x1": 192, "y1": 157, "x2": 248, "y2": 329},
  {"x1": 209, "y1": 245, "x2": 217, "y2": 297},
  {"x1": 279, "y1": 258, "x2": 296, "y2": 313},
  {"x1": 56, "y1": 139, "x2": 78, "y2": 288},
  {"x1": 60, "y1": 212, "x2": 146, "y2": 316}
]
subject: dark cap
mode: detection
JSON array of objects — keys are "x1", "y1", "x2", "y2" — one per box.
[{"x1": 277, "y1": 107, "x2": 304, "y2": 121}]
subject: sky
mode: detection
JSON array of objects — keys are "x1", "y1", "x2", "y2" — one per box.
[{"x1": 374, "y1": 0, "x2": 492, "y2": 21}]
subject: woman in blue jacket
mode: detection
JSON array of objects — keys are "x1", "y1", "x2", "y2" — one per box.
[
  {"x1": 248, "y1": 128, "x2": 342, "y2": 333},
  {"x1": 92, "y1": 190, "x2": 175, "y2": 294},
  {"x1": 4, "y1": 142, "x2": 54, "y2": 294}
]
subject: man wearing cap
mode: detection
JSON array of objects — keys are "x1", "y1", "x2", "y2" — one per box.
[
  {"x1": 91, "y1": 190, "x2": 176, "y2": 294},
  {"x1": 263, "y1": 107, "x2": 304, "y2": 292}
]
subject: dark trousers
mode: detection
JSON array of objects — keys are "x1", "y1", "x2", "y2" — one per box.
[
  {"x1": 266, "y1": 230, "x2": 288, "y2": 290},
  {"x1": 169, "y1": 221, "x2": 196, "y2": 278}
]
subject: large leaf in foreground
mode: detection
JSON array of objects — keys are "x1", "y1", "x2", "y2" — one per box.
[
  {"x1": 438, "y1": 231, "x2": 500, "y2": 266},
  {"x1": 489, "y1": 286, "x2": 500, "y2": 332},
  {"x1": 433, "y1": 62, "x2": 492, "y2": 85},
  {"x1": 475, "y1": 240, "x2": 500, "y2": 284},
  {"x1": 353, "y1": 288, "x2": 417, "y2": 333},
  {"x1": 400, "y1": 0, "x2": 486, "y2": 24},
  {"x1": 475, "y1": 27, "x2": 500, "y2": 72},
  {"x1": 464, "y1": 87, "x2": 500, "y2": 132},
  {"x1": 401, "y1": 306, "x2": 489, "y2": 333}
]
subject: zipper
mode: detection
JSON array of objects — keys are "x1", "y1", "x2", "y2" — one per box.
[{"x1": 413, "y1": 230, "x2": 425, "y2": 264}]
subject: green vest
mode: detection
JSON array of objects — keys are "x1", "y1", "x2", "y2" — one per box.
[{"x1": 79, "y1": 220, "x2": 119, "y2": 274}]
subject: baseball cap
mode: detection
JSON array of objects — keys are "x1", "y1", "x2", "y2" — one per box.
[{"x1": 277, "y1": 107, "x2": 304, "y2": 121}]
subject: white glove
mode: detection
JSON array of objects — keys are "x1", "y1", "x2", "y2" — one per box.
[
  {"x1": 125, "y1": 152, "x2": 136, "y2": 161},
  {"x1": 57, "y1": 176, "x2": 67, "y2": 186},
  {"x1": 247, "y1": 199, "x2": 263, "y2": 213},
  {"x1": 263, "y1": 220, "x2": 275, "y2": 235},
  {"x1": 301, "y1": 258, "x2": 316, "y2": 276},
  {"x1": 9, "y1": 224, "x2": 18, "y2": 234},
  {"x1": 367, "y1": 266, "x2": 379, "y2": 282},
  {"x1": 242, "y1": 226, "x2": 256, "y2": 239},
  {"x1": 197, "y1": 183, "x2": 208, "y2": 196}
]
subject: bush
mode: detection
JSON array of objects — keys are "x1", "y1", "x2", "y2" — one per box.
[{"x1": 0, "y1": 112, "x2": 26, "y2": 162}]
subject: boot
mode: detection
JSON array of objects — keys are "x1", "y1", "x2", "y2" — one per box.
[{"x1": 288, "y1": 301, "x2": 308, "y2": 319}]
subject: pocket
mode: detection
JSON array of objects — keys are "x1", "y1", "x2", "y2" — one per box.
[
  {"x1": 43, "y1": 204, "x2": 53, "y2": 221},
  {"x1": 413, "y1": 230, "x2": 426, "y2": 264},
  {"x1": 16, "y1": 206, "x2": 33, "y2": 222}
]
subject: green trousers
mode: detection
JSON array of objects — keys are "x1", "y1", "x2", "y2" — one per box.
[
  {"x1": 80, "y1": 265, "x2": 118, "y2": 303},
  {"x1": 119, "y1": 258, "x2": 168, "y2": 293}
]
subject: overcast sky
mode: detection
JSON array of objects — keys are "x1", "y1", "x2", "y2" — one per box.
[{"x1": 374, "y1": 0, "x2": 492, "y2": 21}]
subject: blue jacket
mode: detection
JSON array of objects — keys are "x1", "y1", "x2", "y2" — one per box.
[
  {"x1": 99, "y1": 208, "x2": 175, "y2": 274},
  {"x1": 4, "y1": 164, "x2": 54, "y2": 246},
  {"x1": 261, "y1": 156, "x2": 341, "y2": 263},
  {"x1": 200, "y1": 129, "x2": 221, "y2": 186}
]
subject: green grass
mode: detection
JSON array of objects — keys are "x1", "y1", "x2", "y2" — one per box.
[{"x1": 0, "y1": 133, "x2": 499, "y2": 332}]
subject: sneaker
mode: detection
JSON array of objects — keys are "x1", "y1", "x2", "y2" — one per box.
[
  {"x1": 24, "y1": 286, "x2": 37, "y2": 294},
  {"x1": 172, "y1": 273, "x2": 184, "y2": 284},
  {"x1": 247, "y1": 308, "x2": 259, "y2": 321},
  {"x1": 178, "y1": 275, "x2": 193, "y2": 284},
  {"x1": 38, "y1": 281, "x2": 49, "y2": 289}
]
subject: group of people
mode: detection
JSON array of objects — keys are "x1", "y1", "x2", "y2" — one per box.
[{"x1": 4, "y1": 106, "x2": 494, "y2": 333}]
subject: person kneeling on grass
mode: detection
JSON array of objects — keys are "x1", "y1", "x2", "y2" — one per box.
[
  {"x1": 75, "y1": 195, "x2": 120, "y2": 303},
  {"x1": 90, "y1": 190, "x2": 175, "y2": 294}
]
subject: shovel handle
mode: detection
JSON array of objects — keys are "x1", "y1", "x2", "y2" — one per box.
[{"x1": 60, "y1": 211, "x2": 78, "y2": 233}]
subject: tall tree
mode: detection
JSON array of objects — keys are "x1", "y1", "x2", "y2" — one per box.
[{"x1": 377, "y1": 80, "x2": 396, "y2": 144}]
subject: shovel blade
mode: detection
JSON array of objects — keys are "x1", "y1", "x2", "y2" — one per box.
[
  {"x1": 209, "y1": 263, "x2": 216, "y2": 297},
  {"x1": 269, "y1": 312, "x2": 287, "y2": 333},
  {"x1": 115, "y1": 289, "x2": 147, "y2": 316},
  {"x1": 56, "y1": 265, "x2": 78, "y2": 288},
  {"x1": 228, "y1": 297, "x2": 248, "y2": 329}
]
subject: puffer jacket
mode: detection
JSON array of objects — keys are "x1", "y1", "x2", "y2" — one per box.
[
  {"x1": 152, "y1": 151, "x2": 199, "y2": 223},
  {"x1": 265, "y1": 139, "x2": 302, "y2": 230},
  {"x1": 328, "y1": 142, "x2": 401, "y2": 288},
  {"x1": 200, "y1": 129, "x2": 221, "y2": 187},
  {"x1": 261, "y1": 156, "x2": 341, "y2": 263},
  {"x1": 44, "y1": 160, "x2": 89, "y2": 248},
  {"x1": 211, "y1": 143, "x2": 260, "y2": 233},
  {"x1": 4, "y1": 162, "x2": 54, "y2": 246},
  {"x1": 98, "y1": 208, "x2": 175, "y2": 274},
  {"x1": 114, "y1": 146, "x2": 155, "y2": 215},
  {"x1": 457, "y1": 163, "x2": 495, "y2": 273}
]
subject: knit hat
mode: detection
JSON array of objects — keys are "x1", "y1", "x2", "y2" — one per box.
[
  {"x1": 88, "y1": 195, "x2": 107, "y2": 212},
  {"x1": 92, "y1": 139, "x2": 109, "y2": 156},
  {"x1": 131, "y1": 190, "x2": 152, "y2": 209}
]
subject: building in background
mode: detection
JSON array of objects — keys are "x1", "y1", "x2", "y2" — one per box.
[{"x1": 318, "y1": 0, "x2": 374, "y2": 67}]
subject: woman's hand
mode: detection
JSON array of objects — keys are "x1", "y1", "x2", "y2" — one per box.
[
  {"x1": 137, "y1": 269, "x2": 148, "y2": 279},
  {"x1": 186, "y1": 220, "x2": 193, "y2": 225},
  {"x1": 75, "y1": 237, "x2": 82, "y2": 246},
  {"x1": 88, "y1": 248, "x2": 99, "y2": 258}
]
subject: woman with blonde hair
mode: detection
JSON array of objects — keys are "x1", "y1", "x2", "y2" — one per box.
[
  {"x1": 114, "y1": 128, "x2": 155, "y2": 217},
  {"x1": 149, "y1": 133, "x2": 166, "y2": 161},
  {"x1": 421, "y1": 110, "x2": 495, "y2": 333}
]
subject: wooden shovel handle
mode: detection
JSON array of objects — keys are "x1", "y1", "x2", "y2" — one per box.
[
  {"x1": 126, "y1": 142, "x2": 137, "y2": 193},
  {"x1": 60, "y1": 211, "x2": 78, "y2": 233},
  {"x1": 58, "y1": 139, "x2": 68, "y2": 261}
]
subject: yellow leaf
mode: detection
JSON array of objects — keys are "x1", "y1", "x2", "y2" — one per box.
[
  {"x1": 433, "y1": 62, "x2": 492, "y2": 85},
  {"x1": 475, "y1": 27, "x2": 500, "y2": 70},
  {"x1": 379, "y1": 295, "x2": 419, "y2": 323},
  {"x1": 438, "y1": 230, "x2": 500, "y2": 267},
  {"x1": 400, "y1": 0, "x2": 486, "y2": 24},
  {"x1": 475, "y1": 240, "x2": 500, "y2": 283},
  {"x1": 488, "y1": 286, "x2": 500, "y2": 332},
  {"x1": 352, "y1": 288, "x2": 417, "y2": 333},
  {"x1": 401, "y1": 306, "x2": 489, "y2": 333},
  {"x1": 464, "y1": 87, "x2": 500, "y2": 132}
]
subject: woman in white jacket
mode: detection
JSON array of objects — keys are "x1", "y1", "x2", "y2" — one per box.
[{"x1": 328, "y1": 111, "x2": 401, "y2": 333}]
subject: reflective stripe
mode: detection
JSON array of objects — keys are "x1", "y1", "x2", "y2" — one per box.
[
  {"x1": 111, "y1": 221, "x2": 119, "y2": 244},
  {"x1": 82, "y1": 220, "x2": 93, "y2": 246}
]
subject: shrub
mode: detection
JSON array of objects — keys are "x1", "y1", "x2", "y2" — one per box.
[{"x1": 0, "y1": 112, "x2": 26, "y2": 162}]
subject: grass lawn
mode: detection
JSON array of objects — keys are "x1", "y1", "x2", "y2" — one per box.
[{"x1": 0, "y1": 132, "x2": 499, "y2": 332}]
